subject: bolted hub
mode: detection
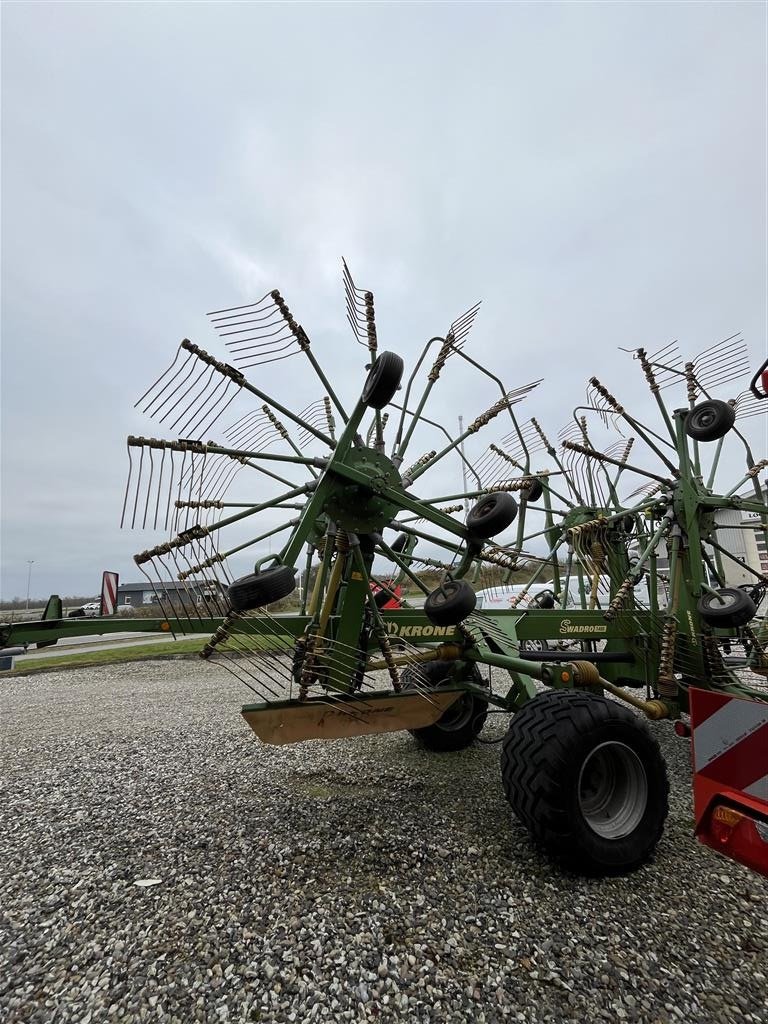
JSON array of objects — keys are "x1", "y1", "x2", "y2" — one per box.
[{"x1": 324, "y1": 447, "x2": 403, "y2": 533}]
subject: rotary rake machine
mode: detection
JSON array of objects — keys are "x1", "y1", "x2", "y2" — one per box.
[{"x1": 122, "y1": 263, "x2": 768, "y2": 874}]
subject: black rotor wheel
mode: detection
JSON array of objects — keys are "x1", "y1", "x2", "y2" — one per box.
[
  {"x1": 227, "y1": 565, "x2": 296, "y2": 613},
  {"x1": 466, "y1": 491, "x2": 518, "y2": 540},
  {"x1": 424, "y1": 579, "x2": 476, "y2": 626},
  {"x1": 697, "y1": 587, "x2": 756, "y2": 628},
  {"x1": 685, "y1": 399, "x2": 735, "y2": 442},
  {"x1": 361, "y1": 351, "x2": 404, "y2": 409}
]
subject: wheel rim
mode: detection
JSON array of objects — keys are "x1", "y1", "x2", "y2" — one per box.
[
  {"x1": 708, "y1": 592, "x2": 736, "y2": 610},
  {"x1": 577, "y1": 741, "x2": 648, "y2": 839},
  {"x1": 435, "y1": 692, "x2": 474, "y2": 732},
  {"x1": 522, "y1": 639, "x2": 545, "y2": 652},
  {"x1": 695, "y1": 409, "x2": 715, "y2": 429}
]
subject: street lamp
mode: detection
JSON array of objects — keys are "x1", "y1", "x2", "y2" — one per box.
[{"x1": 26, "y1": 560, "x2": 34, "y2": 611}]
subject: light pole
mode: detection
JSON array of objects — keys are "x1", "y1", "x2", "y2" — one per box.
[
  {"x1": 26, "y1": 560, "x2": 34, "y2": 611},
  {"x1": 458, "y1": 416, "x2": 469, "y2": 516}
]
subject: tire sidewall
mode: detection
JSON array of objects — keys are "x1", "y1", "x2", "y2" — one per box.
[
  {"x1": 554, "y1": 716, "x2": 667, "y2": 872},
  {"x1": 698, "y1": 587, "x2": 756, "y2": 628}
]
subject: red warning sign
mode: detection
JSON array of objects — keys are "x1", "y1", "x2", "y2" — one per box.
[{"x1": 101, "y1": 571, "x2": 119, "y2": 617}]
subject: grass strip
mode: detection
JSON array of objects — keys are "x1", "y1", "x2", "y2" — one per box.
[{"x1": 7, "y1": 637, "x2": 208, "y2": 675}]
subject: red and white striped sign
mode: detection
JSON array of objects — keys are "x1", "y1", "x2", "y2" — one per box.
[
  {"x1": 690, "y1": 689, "x2": 768, "y2": 803},
  {"x1": 101, "y1": 571, "x2": 119, "y2": 617}
]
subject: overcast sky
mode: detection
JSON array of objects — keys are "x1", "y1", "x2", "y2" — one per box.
[{"x1": 1, "y1": 2, "x2": 766, "y2": 601}]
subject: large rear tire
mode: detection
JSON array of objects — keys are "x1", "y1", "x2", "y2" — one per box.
[
  {"x1": 501, "y1": 689, "x2": 669, "y2": 875},
  {"x1": 401, "y1": 660, "x2": 487, "y2": 751}
]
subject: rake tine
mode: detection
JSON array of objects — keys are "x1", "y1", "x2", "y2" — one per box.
[
  {"x1": 135, "y1": 345, "x2": 195, "y2": 414},
  {"x1": 130, "y1": 445, "x2": 145, "y2": 529},
  {"x1": 147, "y1": 355, "x2": 208, "y2": 424},
  {"x1": 120, "y1": 443, "x2": 135, "y2": 529}
]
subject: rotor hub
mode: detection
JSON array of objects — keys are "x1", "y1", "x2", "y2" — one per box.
[{"x1": 324, "y1": 446, "x2": 402, "y2": 533}]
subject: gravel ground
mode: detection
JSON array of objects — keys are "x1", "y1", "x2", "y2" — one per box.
[{"x1": 1, "y1": 660, "x2": 767, "y2": 1024}]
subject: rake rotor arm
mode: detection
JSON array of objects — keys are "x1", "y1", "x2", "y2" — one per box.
[
  {"x1": 389, "y1": 403, "x2": 482, "y2": 489},
  {"x1": 180, "y1": 339, "x2": 336, "y2": 448},
  {"x1": 393, "y1": 304, "x2": 482, "y2": 462},
  {"x1": 453, "y1": 347, "x2": 541, "y2": 474},
  {"x1": 561, "y1": 440, "x2": 673, "y2": 486},
  {"x1": 588, "y1": 377, "x2": 679, "y2": 473},
  {"x1": 176, "y1": 518, "x2": 302, "y2": 579},
  {"x1": 393, "y1": 337, "x2": 452, "y2": 462},
  {"x1": 405, "y1": 393, "x2": 524, "y2": 485},
  {"x1": 135, "y1": 482, "x2": 316, "y2": 566}
]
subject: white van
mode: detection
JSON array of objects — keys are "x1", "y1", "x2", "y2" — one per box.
[
  {"x1": 475, "y1": 574, "x2": 653, "y2": 613},
  {"x1": 475, "y1": 583, "x2": 557, "y2": 611}
]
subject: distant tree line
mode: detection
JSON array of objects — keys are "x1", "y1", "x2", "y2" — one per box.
[{"x1": 0, "y1": 595, "x2": 99, "y2": 610}]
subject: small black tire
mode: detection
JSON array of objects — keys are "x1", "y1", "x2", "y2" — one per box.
[
  {"x1": 361, "y1": 351, "x2": 404, "y2": 409},
  {"x1": 697, "y1": 587, "x2": 756, "y2": 628},
  {"x1": 401, "y1": 660, "x2": 487, "y2": 751},
  {"x1": 424, "y1": 579, "x2": 476, "y2": 626},
  {"x1": 522, "y1": 478, "x2": 543, "y2": 503},
  {"x1": 520, "y1": 638, "x2": 550, "y2": 653},
  {"x1": 466, "y1": 492, "x2": 518, "y2": 540},
  {"x1": 530, "y1": 589, "x2": 556, "y2": 609},
  {"x1": 621, "y1": 515, "x2": 635, "y2": 534},
  {"x1": 227, "y1": 566, "x2": 296, "y2": 612},
  {"x1": 390, "y1": 532, "x2": 409, "y2": 554},
  {"x1": 67, "y1": 608, "x2": 85, "y2": 618},
  {"x1": 358, "y1": 532, "x2": 381, "y2": 555},
  {"x1": 685, "y1": 399, "x2": 735, "y2": 442},
  {"x1": 501, "y1": 689, "x2": 669, "y2": 875}
]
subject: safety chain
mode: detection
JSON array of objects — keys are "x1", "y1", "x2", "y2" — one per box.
[{"x1": 298, "y1": 635, "x2": 319, "y2": 701}]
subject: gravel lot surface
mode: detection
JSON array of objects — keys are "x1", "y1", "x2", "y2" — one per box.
[{"x1": 2, "y1": 660, "x2": 767, "y2": 1024}]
